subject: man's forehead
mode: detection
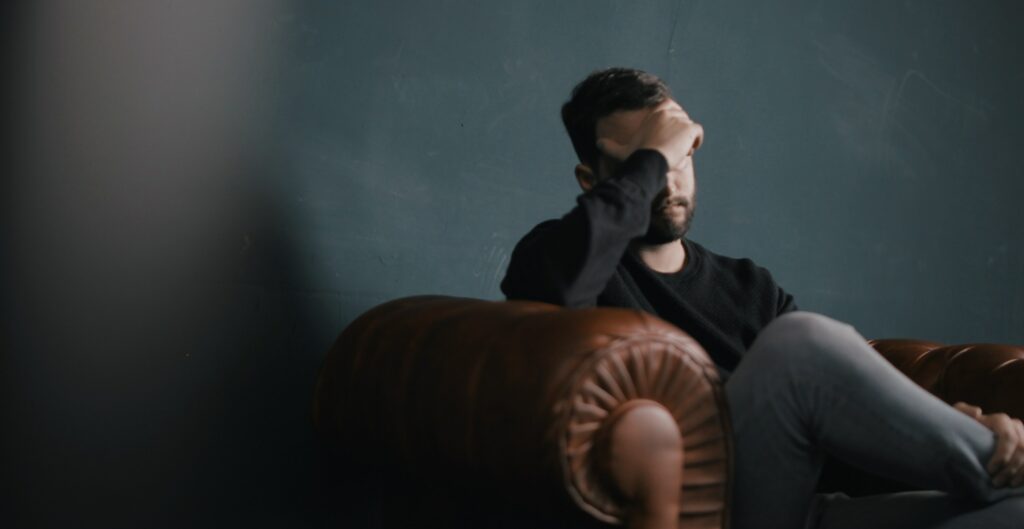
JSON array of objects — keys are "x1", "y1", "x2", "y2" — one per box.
[{"x1": 595, "y1": 99, "x2": 687, "y2": 140}]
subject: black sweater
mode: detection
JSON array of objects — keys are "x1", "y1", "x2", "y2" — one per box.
[{"x1": 500, "y1": 149, "x2": 796, "y2": 373}]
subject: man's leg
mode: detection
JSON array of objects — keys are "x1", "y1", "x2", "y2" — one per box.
[{"x1": 724, "y1": 311, "x2": 1023, "y2": 529}]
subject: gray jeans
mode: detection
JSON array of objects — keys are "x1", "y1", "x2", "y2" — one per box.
[{"x1": 724, "y1": 312, "x2": 1024, "y2": 529}]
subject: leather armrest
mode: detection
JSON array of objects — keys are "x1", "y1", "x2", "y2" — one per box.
[
  {"x1": 870, "y1": 339, "x2": 1024, "y2": 419},
  {"x1": 313, "y1": 295, "x2": 732, "y2": 528}
]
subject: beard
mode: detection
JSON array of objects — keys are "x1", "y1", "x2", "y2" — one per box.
[{"x1": 637, "y1": 192, "x2": 696, "y2": 245}]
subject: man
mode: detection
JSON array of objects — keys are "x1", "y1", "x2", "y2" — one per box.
[{"x1": 501, "y1": 68, "x2": 1024, "y2": 528}]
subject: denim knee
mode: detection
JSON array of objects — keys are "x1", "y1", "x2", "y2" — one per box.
[{"x1": 746, "y1": 311, "x2": 861, "y2": 368}]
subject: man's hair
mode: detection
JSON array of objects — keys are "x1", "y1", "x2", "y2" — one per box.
[{"x1": 561, "y1": 67, "x2": 672, "y2": 166}]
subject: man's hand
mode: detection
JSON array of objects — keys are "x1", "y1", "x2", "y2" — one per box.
[
  {"x1": 596, "y1": 99, "x2": 704, "y2": 169},
  {"x1": 954, "y1": 402, "x2": 1024, "y2": 487}
]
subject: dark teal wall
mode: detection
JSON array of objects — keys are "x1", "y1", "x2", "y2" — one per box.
[
  {"x1": 5, "y1": 1, "x2": 1022, "y2": 527},
  {"x1": 279, "y1": 0, "x2": 1024, "y2": 343}
]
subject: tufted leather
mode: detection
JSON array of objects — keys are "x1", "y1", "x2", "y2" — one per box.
[
  {"x1": 313, "y1": 296, "x2": 1024, "y2": 528},
  {"x1": 870, "y1": 339, "x2": 1024, "y2": 420},
  {"x1": 313, "y1": 295, "x2": 731, "y2": 529}
]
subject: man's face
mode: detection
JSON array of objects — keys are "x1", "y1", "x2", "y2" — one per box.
[{"x1": 592, "y1": 100, "x2": 697, "y2": 244}]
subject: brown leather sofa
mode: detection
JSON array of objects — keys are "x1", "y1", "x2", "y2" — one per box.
[{"x1": 312, "y1": 295, "x2": 1024, "y2": 529}]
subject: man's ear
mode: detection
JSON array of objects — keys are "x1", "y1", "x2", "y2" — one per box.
[{"x1": 575, "y1": 163, "x2": 596, "y2": 192}]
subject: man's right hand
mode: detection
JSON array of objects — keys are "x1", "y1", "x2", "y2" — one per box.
[
  {"x1": 954, "y1": 401, "x2": 1024, "y2": 488},
  {"x1": 596, "y1": 99, "x2": 704, "y2": 169}
]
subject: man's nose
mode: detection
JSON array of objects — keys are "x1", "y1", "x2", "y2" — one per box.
[{"x1": 667, "y1": 172, "x2": 681, "y2": 194}]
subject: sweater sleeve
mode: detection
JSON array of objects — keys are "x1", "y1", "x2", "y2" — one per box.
[{"x1": 500, "y1": 149, "x2": 668, "y2": 307}]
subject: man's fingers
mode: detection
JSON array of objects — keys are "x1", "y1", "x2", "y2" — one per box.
[
  {"x1": 1012, "y1": 459, "x2": 1024, "y2": 487},
  {"x1": 1008, "y1": 420, "x2": 1024, "y2": 487},
  {"x1": 993, "y1": 448, "x2": 1023, "y2": 487},
  {"x1": 966, "y1": 408, "x2": 1024, "y2": 488},
  {"x1": 1007, "y1": 446, "x2": 1024, "y2": 487},
  {"x1": 986, "y1": 435, "x2": 1013, "y2": 475},
  {"x1": 985, "y1": 414, "x2": 1020, "y2": 475},
  {"x1": 653, "y1": 98, "x2": 685, "y2": 116},
  {"x1": 602, "y1": 99, "x2": 704, "y2": 169}
]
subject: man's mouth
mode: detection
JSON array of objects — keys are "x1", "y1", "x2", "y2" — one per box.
[{"x1": 657, "y1": 198, "x2": 689, "y2": 211}]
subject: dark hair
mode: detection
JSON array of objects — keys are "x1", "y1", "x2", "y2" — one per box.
[{"x1": 561, "y1": 68, "x2": 672, "y2": 166}]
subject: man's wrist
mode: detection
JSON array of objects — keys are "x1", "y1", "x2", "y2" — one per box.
[{"x1": 592, "y1": 148, "x2": 670, "y2": 208}]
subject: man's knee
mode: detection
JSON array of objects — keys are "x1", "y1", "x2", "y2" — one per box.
[{"x1": 748, "y1": 311, "x2": 860, "y2": 365}]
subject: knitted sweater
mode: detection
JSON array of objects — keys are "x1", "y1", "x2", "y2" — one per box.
[{"x1": 500, "y1": 149, "x2": 796, "y2": 373}]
